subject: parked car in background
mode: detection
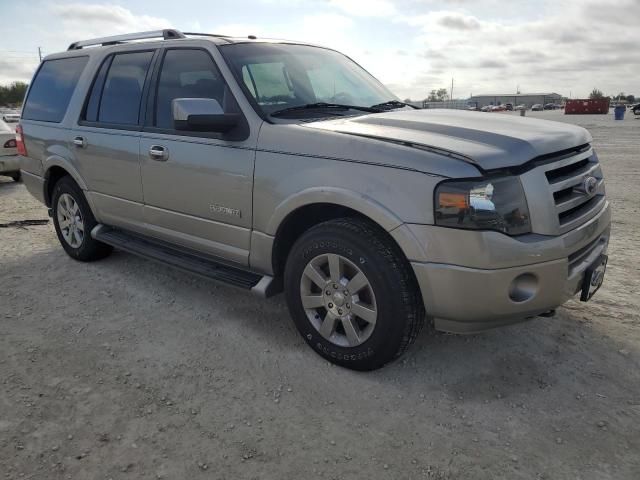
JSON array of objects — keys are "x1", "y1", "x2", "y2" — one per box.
[
  {"x1": 480, "y1": 105, "x2": 492, "y2": 112},
  {"x1": 631, "y1": 103, "x2": 640, "y2": 115},
  {"x1": 532, "y1": 104, "x2": 543, "y2": 111},
  {"x1": 505, "y1": 103, "x2": 513, "y2": 111},
  {"x1": 2, "y1": 111, "x2": 21, "y2": 123},
  {"x1": 0, "y1": 120, "x2": 20, "y2": 181},
  {"x1": 514, "y1": 104, "x2": 526, "y2": 111},
  {"x1": 543, "y1": 103, "x2": 557, "y2": 110},
  {"x1": 17, "y1": 29, "x2": 611, "y2": 370},
  {"x1": 490, "y1": 104, "x2": 506, "y2": 112}
]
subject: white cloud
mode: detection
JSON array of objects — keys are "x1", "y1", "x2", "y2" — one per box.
[
  {"x1": 43, "y1": 3, "x2": 168, "y2": 52},
  {"x1": 208, "y1": 23, "x2": 267, "y2": 38},
  {"x1": 327, "y1": 0, "x2": 396, "y2": 17},
  {"x1": 51, "y1": 3, "x2": 172, "y2": 36}
]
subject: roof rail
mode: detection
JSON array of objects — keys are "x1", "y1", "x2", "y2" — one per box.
[
  {"x1": 181, "y1": 32, "x2": 235, "y2": 44},
  {"x1": 182, "y1": 32, "x2": 233, "y2": 39},
  {"x1": 67, "y1": 29, "x2": 186, "y2": 51}
]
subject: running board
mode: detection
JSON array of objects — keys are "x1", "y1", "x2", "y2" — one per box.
[{"x1": 92, "y1": 225, "x2": 277, "y2": 295}]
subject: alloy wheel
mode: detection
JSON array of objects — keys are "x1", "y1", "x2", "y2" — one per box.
[
  {"x1": 57, "y1": 193, "x2": 84, "y2": 248},
  {"x1": 300, "y1": 253, "x2": 377, "y2": 347}
]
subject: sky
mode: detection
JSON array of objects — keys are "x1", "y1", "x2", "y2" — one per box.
[{"x1": 0, "y1": 0, "x2": 638, "y2": 100}]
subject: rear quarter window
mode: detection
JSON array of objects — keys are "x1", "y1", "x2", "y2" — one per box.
[{"x1": 22, "y1": 56, "x2": 89, "y2": 123}]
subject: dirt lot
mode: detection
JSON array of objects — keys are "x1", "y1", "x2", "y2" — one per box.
[{"x1": 1, "y1": 110, "x2": 639, "y2": 479}]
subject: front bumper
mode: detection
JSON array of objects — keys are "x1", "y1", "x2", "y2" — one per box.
[
  {"x1": 0, "y1": 154, "x2": 20, "y2": 174},
  {"x1": 398, "y1": 202, "x2": 611, "y2": 333}
]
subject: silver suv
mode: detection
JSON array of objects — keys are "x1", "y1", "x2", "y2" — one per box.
[{"x1": 18, "y1": 30, "x2": 610, "y2": 370}]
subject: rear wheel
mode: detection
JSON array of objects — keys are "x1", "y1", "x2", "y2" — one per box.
[
  {"x1": 51, "y1": 176, "x2": 112, "y2": 261},
  {"x1": 284, "y1": 218, "x2": 425, "y2": 370}
]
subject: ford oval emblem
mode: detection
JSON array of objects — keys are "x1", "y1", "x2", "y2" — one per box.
[{"x1": 582, "y1": 176, "x2": 598, "y2": 196}]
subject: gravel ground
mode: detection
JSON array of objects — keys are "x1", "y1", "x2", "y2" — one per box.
[{"x1": 1, "y1": 110, "x2": 639, "y2": 479}]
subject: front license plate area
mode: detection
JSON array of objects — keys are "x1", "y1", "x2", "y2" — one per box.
[{"x1": 580, "y1": 254, "x2": 607, "y2": 302}]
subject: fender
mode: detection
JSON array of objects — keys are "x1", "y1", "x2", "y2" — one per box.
[
  {"x1": 42, "y1": 155, "x2": 99, "y2": 216},
  {"x1": 43, "y1": 154, "x2": 88, "y2": 191},
  {"x1": 265, "y1": 186, "x2": 404, "y2": 236}
]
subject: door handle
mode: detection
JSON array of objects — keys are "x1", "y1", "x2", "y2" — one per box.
[
  {"x1": 148, "y1": 145, "x2": 169, "y2": 161},
  {"x1": 72, "y1": 136, "x2": 86, "y2": 148}
]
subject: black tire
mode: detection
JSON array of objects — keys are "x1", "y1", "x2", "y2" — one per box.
[
  {"x1": 10, "y1": 171, "x2": 21, "y2": 182},
  {"x1": 284, "y1": 217, "x2": 425, "y2": 371},
  {"x1": 634, "y1": 108, "x2": 640, "y2": 116},
  {"x1": 51, "y1": 176, "x2": 112, "y2": 262}
]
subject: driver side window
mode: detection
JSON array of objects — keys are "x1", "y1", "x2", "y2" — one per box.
[{"x1": 155, "y1": 49, "x2": 229, "y2": 129}]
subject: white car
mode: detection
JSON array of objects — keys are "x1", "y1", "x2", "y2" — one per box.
[
  {"x1": 2, "y1": 112, "x2": 20, "y2": 123},
  {"x1": 0, "y1": 120, "x2": 20, "y2": 181}
]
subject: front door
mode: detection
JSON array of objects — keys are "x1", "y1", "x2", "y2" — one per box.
[{"x1": 139, "y1": 48, "x2": 255, "y2": 265}]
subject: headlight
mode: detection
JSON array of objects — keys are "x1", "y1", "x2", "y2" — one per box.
[{"x1": 435, "y1": 176, "x2": 531, "y2": 235}]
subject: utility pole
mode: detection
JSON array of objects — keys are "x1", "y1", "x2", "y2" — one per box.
[
  {"x1": 450, "y1": 77, "x2": 454, "y2": 102},
  {"x1": 38, "y1": 47, "x2": 42, "y2": 62}
]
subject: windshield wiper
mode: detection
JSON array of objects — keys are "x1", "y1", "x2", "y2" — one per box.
[
  {"x1": 270, "y1": 102, "x2": 380, "y2": 117},
  {"x1": 370, "y1": 100, "x2": 419, "y2": 110}
]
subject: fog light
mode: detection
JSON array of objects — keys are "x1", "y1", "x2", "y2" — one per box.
[{"x1": 509, "y1": 273, "x2": 538, "y2": 303}]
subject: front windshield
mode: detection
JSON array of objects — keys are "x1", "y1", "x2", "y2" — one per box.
[{"x1": 219, "y1": 43, "x2": 398, "y2": 116}]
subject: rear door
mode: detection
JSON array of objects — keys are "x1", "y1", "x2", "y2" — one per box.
[
  {"x1": 72, "y1": 50, "x2": 156, "y2": 231},
  {"x1": 139, "y1": 47, "x2": 255, "y2": 265},
  {"x1": 20, "y1": 55, "x2": 89, "y2": 179}
]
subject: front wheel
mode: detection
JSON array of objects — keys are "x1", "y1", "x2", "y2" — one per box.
[{"x1": 284, "y1": 218, "x2": 425, "y2": 371}]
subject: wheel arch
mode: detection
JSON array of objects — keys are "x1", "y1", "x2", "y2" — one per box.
[
  {"x1": 268, "y1": 190, "x2": 407, "y2": 277},
  {"x1": 43, "y1": 157, "x2": 87, "y2": 207}
]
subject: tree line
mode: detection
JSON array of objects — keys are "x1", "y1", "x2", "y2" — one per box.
[
  {"x1": 589, "y1": 88, "x2": 635, "y2": 103},
  {"x1": 0, "y1": 82, "x2": 29, "y2": 106},
  {"x1": 403, "y1": 87, "x2": 636, "y2": 104}
]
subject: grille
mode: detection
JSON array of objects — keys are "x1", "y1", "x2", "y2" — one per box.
[{"x1": 543, "y1": 149, "x2": 605, "y2": 232}]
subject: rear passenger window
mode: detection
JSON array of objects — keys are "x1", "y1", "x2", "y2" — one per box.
[
  {"x1": 155, "y1": 49, "x2": 227, "y2": 129},
  {"x1": 98, "y1": 51, "x2": 154, "y2": 125},
  {"x1": 22, "y1": 56, "x2": 88, "y2": 123}
]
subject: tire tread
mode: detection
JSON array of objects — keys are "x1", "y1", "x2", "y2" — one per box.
[{"x1": 287, "y1": 216, "x2": 426, "y2": 369}]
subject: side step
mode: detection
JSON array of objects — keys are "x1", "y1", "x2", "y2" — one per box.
[{"x1": 92, "y1": 225, "x2": 276, "y2": 295}]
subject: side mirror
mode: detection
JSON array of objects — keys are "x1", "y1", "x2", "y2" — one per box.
[{"x1": 172, "y1": 98, "x2": 240, "y2": 133}]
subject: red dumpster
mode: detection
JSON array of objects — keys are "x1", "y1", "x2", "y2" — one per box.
[{"x1": 565, "y1": 98, "x2": 610, "y2": 114}]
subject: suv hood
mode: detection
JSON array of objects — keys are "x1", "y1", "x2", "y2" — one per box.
[{"x1": 305, "y1": 109, "x2": 592, "y2": 171}]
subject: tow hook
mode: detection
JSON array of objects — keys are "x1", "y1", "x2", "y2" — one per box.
[{"x1": 538, "y1": 309, "x2": 556, "y2": 318}]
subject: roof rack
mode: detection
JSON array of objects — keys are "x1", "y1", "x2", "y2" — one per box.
[
  {"x1": 67, "y1": 29, "x2": 186, "y2": 51},
  {"x1": 182, "y1": 32, "x2": 232, "y2": 39},
  {"x1": 182, "y1": 32, "x2": 236, "y2": 44}
]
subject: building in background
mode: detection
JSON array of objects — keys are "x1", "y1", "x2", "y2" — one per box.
[
  {"x1": 469, "y1": 92, "x2": 562, "y2": 108},
  {"x1": 420, "y1": 100, "x2": 470, "y2": 109}
]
